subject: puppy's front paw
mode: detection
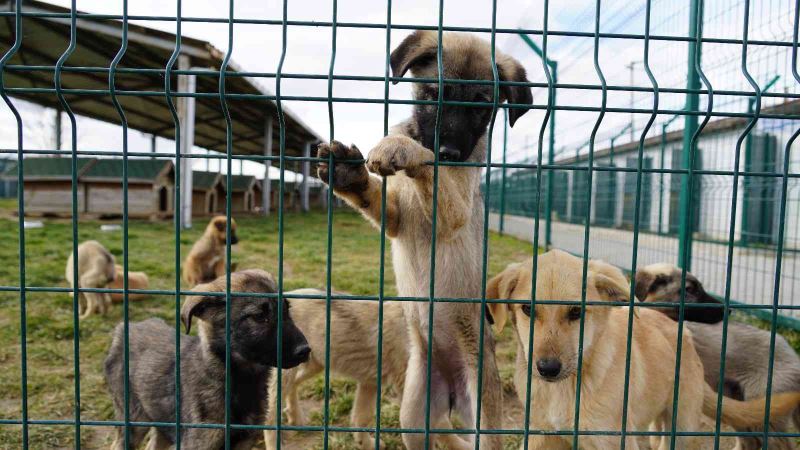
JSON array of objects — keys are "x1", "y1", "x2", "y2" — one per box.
[
  {"x1": 366, "y1": 135, "x2": 429, "y2": 177},
  {"x1": 317, "y1": 141, "x2": 369, "y2": 193}
]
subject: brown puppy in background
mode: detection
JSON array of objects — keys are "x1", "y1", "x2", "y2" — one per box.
[
  {"x1": 317, "y1": 30, "x2": 532, "y2": 450},
  {"x1": 487, "y1": 250, "x2": 800, "y2": 450},
  {"x1": 65, "y1": 240, "x2": 116, "y2": 320},
  {"x1": 183, "y1": 215, "x2": 239, "y2": 288}
]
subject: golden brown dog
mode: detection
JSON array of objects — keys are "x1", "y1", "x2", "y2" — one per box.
[
  {"x1": 65, "y1": 240, "x2": 116, "y2": 320},
  {"x1": 317, "y1": 30, "x2": 532, "y2": 450},
  {"x1": 264, "y1": 289, "x2": 408, "y2": 450},
  {"x1": 182, "y1": 215, "x2": 239, "y2": 288},
  {"x1": 487, "y1": 250, "x2": 800, "y2": 450}
]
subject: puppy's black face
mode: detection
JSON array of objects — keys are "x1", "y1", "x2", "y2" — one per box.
[
  {"x1": 217, "y1": 297, "x2": 309, "y2": 369},
  {"x1": 183, "y1": 270, "x2": 310, "y2": 370},
  {"x1": 413, "y1": 83, "x2": 494, "y2": 162},
  {"x1": 390, "y1": 31, "x2": 533, "y2": 163},
  {"x1": 634, "y1": 267, "x2": 724, "y2": 324}
]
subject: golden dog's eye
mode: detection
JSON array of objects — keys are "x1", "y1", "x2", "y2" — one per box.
[
  {"x1": 567, "y1": 306, "x2": 583, "y2": 321},
  {"x1": 521, "y1": 304, "x2": 533, "y2": 317}
]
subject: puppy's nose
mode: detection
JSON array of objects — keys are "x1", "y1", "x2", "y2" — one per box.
[
  {"x1": 536, "y1": 358, "x2": 562, "y2": 379},
  {"x1": 230, "y1": 235, "x2": 239, "y2": 245},
  {"x1": 292, "y1": 344, "x2": 311, "y2": 363},
  {"x1": 438, "y1": 146, "x2": 460, "y2": 162}
]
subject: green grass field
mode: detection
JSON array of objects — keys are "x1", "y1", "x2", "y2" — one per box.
[
  {"x1": 0, "y1": 208, "x2": 535, "y2": 449},
  {"x1": 0, "y1": 203, "x2": 798, "y2": 449}
]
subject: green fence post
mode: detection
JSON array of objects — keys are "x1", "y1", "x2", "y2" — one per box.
[
  {"x1": 678, "y1": 0, "x2": 703, "y2": 270},
  {"x1": 499, "y1": 110, "x2": 507, "y2": 234},
  {"x1": 742, "y1": 74, "x2": 780, "y2": 245},
  {"x1": 519, "y1": 32, "x2": 557, "y2": 248},
  {"x1": 545, "y1": 62, "x2": 557, "y2": 249}
]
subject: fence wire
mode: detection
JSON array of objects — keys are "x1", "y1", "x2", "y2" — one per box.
[{"x1": 0, "y1": 0, "x2": 800, "y2": 449}]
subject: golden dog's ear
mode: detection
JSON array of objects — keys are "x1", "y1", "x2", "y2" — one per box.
[
  {"x1": 213, "y1": 219, "x2": 226, "y2": 233},
  {"x1": 390, "y1": 30, "x2": 437, "y2": 83},
  {"x1": 486, "y1": 263, "x2": 523, "y2": 334},
  {"x1": 497, "y1": 54, "x2": 533, "y2": 127},
  {"x1": 592, "y1": 273, "x2": 628, "y2": 302}
]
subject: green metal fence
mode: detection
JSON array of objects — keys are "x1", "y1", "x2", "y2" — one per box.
[{"x1": 2, "y1": 0, "x2": 800, "y2": 449}]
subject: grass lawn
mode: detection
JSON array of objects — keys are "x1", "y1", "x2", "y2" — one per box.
[
  {"x1": 0, "y1": 207, "x2": 536, "y2": 449},
  {"x1": 1, "y1": 202, "x2": 798, "y2": 450}
]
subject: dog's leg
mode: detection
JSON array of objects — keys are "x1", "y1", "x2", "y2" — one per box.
[
  {"x1": 399, "y1": 338, "x2": 452, "y2": 450},
  {"x1": 523, "y1": 435, "x2": 570, "y2": 450},
  {"x1": 366, "y1": 134, "x2": 475, "y2": 239},
  {"x1": 351, "y1": 382, "x2": 383, "y2": 450},
  {"x1": 144, "y1": 429, "x2": 171, "y2": 450},
  {"x1": 431, "y1": 417, "x2": 472, "y2": 450},
  {"x1": 317, "y1": 141, "x2": 400, "y2": 237},
  {"x1": 110, "y1": 426, "x2": 149, "y2": 450},
  {"x1": 285, "y1": 361, "x2": 321, "y2": 426},
  {"x1": 213, "y1": 256, "x2": 228, "y2": 279},
  {"x1": 264, "y1": 368, "x2": 282, "y2": 450}
]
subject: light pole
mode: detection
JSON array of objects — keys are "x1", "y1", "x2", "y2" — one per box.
[{"x1": 625, "y1": 60, "x2": 643, "y2": 144}]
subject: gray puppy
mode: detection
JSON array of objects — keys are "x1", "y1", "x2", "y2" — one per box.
[
  {"x1": 104, "y1": 269, "x2": 310, "y2": 450},
  {"x1": 636, "y1": 263, "x2": 800, "y2": 450}
]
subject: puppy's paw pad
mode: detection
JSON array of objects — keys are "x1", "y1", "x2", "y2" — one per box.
[{"x1": 317, "y1": 141, "x2": 368, "y2": 192}]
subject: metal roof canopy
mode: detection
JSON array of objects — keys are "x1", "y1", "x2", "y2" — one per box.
[
  {"x1": 0, "y1": 0, "x2": 321, "y2": 223},
  {"x1": 0, "y1": 0, "x2": 319, "y2": 154}
]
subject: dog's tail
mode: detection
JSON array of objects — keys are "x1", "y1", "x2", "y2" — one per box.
[{"x1": 703, "y1": 383, "x2": 800, "y2": 429}]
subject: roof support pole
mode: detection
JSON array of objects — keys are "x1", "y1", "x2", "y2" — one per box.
[
  {"x1": 54, "y1": 105, "x2": 62, "y2": 151},
  {"x1": 262, "y1": 116, "x2": 273, "y2": 216},
  {"x1": 177, "y1": 55, "x2": 195, "y2": 228},
  {"x1": 301, "y1": 140, "x2": 311, "y2": 212},
  {"x1": 150, "y1": 134, "x2": 156, "y2": 158}
]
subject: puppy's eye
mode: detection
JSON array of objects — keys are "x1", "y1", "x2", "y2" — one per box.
[
  {"x1": 249, "y1": 312, "x2": 269, "y2": 323},
  {"x1": 521, "y1": 304, "x2": 533, "y2": 318},
  {"x1": 567, "y1": 306, "x2": 583, "y2": 321}
]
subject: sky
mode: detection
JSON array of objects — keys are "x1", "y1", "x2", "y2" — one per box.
[{"x1": 0, "y1": 0, "x2": 797, "y2": 177}]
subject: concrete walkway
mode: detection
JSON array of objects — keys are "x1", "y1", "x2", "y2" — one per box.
[{"x1": 489, "y1": 213, "x2": 800, "y2": 320}]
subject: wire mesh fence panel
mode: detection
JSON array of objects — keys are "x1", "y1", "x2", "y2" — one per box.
[{"x1": 1, "y1": 0, "x2": 800, "y2": 449}]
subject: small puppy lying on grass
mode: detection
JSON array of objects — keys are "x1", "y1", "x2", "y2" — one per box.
[
  {"x1": 264, "y1": 289, "x2": 409, "y2": 450},
  {"x1": 183, "y1": 215, "x2": 239, "y2": 288},
  {"x1": 65, "y1": 240, "x2": 116, "y2": 320},
  {"x1": 487, "y1": 250, "x2": 800, "y2": 450},
  {"x1": 104, "y1": 269, "x2": 310, "y2": 450},
  {"x1": 108, "y1": 266, "x2": 149, "y2": 302},
  {"x1": 636, "y1": 262, "x2": 800, "y2": 450}
]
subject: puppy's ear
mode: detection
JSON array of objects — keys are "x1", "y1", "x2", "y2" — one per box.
[
  {"x1": 497, "y1": 54, "x2": 533, "y2": 127},
  {"x1": 633, "y1": 270, "x2": 654, "y2": 302},
  {"x1": 390, "y1": 30, "x2": 437, "y2": 83},
  {"x1": 486, "y1": 264, "x2": 523, "y2": 334},
  {"x1": 181, "y1": 295, "x2": 224, "y2": 335},
  {"x1": 592, "y1": 273, "x2": 628, "y2": 302}
]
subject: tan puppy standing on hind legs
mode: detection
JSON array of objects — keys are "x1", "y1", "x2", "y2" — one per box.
[
  {"x1": 317, "y1": 30, "x2": 532, "y2": 450},
  {"x1": 487, "y1": 250, "x2": 800, "y2": 450},
  {"x1": 182, "y1": 215, "x2": 239, "y2": 288}
]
